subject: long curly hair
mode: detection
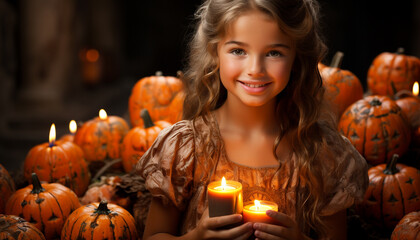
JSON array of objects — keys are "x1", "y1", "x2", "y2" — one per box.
[{"x1": 182, "y1": 0, "x2": 335, "y2": 237}]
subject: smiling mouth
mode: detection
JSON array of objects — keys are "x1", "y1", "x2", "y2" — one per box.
[{"x1": 239, "y1": 81, "x2": 271, "y2": 88}]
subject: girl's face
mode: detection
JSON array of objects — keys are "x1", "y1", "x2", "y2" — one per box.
[{"x1": 217, "y1": 10, "x2": 296, "y2": 107}]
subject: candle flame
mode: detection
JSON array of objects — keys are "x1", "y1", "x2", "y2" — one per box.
[
  {"x1": 86, "y1": 49, "x2": 99, "y2": 63},
  {"x1": 221, "y1": 177, "x2": 226, "y2": 190},
  {"x1": 49, "y1": 123, "x2": 56, "y2": 146},
  {"x1": 254, "y1": 200, "x2": 261, "y2": 210},
  {"x1": 69, "y1": 120, "x2": 77, "y2": 134},
  {"x1": 413, "y1": 82, "x2": 419, "y2": 97},
  {"x1": 99, "y1": 109, "x2": 107, "y2": 120}
]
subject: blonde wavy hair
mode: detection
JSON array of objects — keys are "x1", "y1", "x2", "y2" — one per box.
[{"x1": 182, "y1": 0, "x2": 335, "y2": 237}]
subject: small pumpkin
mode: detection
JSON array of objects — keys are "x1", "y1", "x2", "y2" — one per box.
[
  {"x1": 74, "y1": 109, "x2": 129, "y2": 162},
  {"x1": 320, "y1": 51, "x2": 364, "y2": 119},
  {"x1": 61, "y1": 200, "x2": 138, "y2": 240},
  {"x1": 367, "y1": 48, "x2": 420, "y2": 96},
  {"x1": 80, "y1": 175, "x2": 130, "y2": 210},
  {"x1": 23, "y1": 139, "x2": 90, "y2": 196},
  {"x1": 121, "y1": 109, "x2": 171, "y2": 172},
  {"x1": 128, "y1": 71, "x2": 184, "y2": 127},
  {"x1": 5, "y1": 173, "x2": 81, "y2": 240},
  {"x1": 358, "y1": 154, "x2": 420, "y2": 229},
  {"x1": 338, "y1": 95, "x2": 411, "y2": 166},
  {"x1": 391, "y1": 211, "x2": 420, "y2": 240},
  {"x1": 0, "y1": 214, "x2": 46, "y2": 240},
  {"x1": 0, "y1": 164, "x2": 15, "y2": 214}
]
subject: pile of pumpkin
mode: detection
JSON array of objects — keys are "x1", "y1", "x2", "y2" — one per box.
[
  {"x1": 320, "y1": 48, "x2": 420, "y2": 239},
  {"x1": 1, "y1": 47, "x2": 420, "y2": 239},
  {"x1": 0, "y1": 71, "x2": 184, "y2": 239}
]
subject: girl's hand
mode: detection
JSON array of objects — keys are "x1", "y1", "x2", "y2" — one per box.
[
  {"x1": 193, "y1": 208, "x2": 254, "y2": 240},
  {"x1": 252, "y1": 210, "x2": 310, "y2": 240}
]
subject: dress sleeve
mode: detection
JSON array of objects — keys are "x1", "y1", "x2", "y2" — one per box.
[
  {"x1": 319, "y1": 135, "x2": 369, "y2": 216},
  {"x1": 135, "y1": 120, "x2": 195, "y2": 211}
]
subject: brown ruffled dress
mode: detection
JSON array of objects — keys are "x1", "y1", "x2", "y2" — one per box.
[{"x1": 135, "y1": 113, "x2": 369, "y2": 236}]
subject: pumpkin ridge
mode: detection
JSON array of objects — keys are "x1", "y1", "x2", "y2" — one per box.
[
  {"x1": 46, "y1": 191, "x2": 65, "y2": 221},
  {"x1": 394, "y1": 171, "x2": 406, "y2": 223}
]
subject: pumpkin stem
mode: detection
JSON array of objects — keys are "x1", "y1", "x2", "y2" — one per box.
[
  {"x1": 396, "y1": 48, "x2": 405, "y2": 54},
  {"x1": 155, "y1": 71, "x2": 163, "y2": 76},
  {"x1": 30, "y1": 173, "x2": 45, "y2": 194},
  {"x1": 383, "y1": 154, "x2": 400, "y2": 175},
  {"x1": 370, "y1": 98, "x2": 382, "y2": 107},
  {"x1": 330, "y1": 51, "x2": 344, "y2": 68},
  {"x1": 95, "y1": 200, "x2": 111, "y2": 215},
  {"x1": 141, "y1": 109, "x2": 155, "y2": 128}
]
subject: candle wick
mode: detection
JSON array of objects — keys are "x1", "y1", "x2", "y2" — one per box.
[{"x1": 49, "y1": 141, "x2": 55, "y2": 148}]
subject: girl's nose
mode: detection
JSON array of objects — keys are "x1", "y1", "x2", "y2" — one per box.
[{"x1": 247, "y1": 56, "x2": 265, "y2": 78}]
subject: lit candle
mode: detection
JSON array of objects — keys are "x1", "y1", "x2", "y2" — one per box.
[
  {"x1": 243, "y1": 200, "x2": 278, "y2": 224},
  {"x1": 23, "y1": 123, "x2": 91, "y2": 196},
  {"x1": 207, "y1": 177, "x2": 243, "y2": 217},
  {"x1": 60, "y1": 120, "x2": 77, "y2": 142}
]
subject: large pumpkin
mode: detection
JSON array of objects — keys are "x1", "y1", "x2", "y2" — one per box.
[
  {"x1": 61, "y1": 201, "x2": 138, "y2": 240},
  {"x1": 0, "y1": 164, "x2": 15, "y2": 213},
  {"x1": 5, "y1": 173, "x2": 81, "y2": 240},
  {"x1": 129, "y1": 71, "x2": 184, "y2": 127},
  {"x1": 391, "y1": 211, "x2": 420, "y2": 240},
  {"x1": 23, "y1": 139, "x2": 90, "y2": 196},
  {"x1": 320, "y1": 51, "x2": 364, "y2": 119},
  {"x1": 367, "y1": 48, "x2": 420, "y2": 96},
  {"x1": 358, "y1": 154, "x2": 420, "y2": 229},
  {"x1": 0, "y1": 214, "x2": 46, "y2": 240},
  {"x1": 338, "y1": 95, "x2": 411, "y2": 166},
  {"x1": 74, "y1": 109, "x2": 129, "y2": 162},
  {"x1": 121, "y1": 109, "x2": 171, "y2": 172}
]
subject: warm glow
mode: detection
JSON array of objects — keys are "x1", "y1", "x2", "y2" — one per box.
[
  {"x1": 99, "y1": 109, "x2": 107, "y2": 120},
  {"x1": 49, "y1": 123, "x2": 56, "y2": 146},
  {"x1": 69, "y1": 120, "x2": 77, "y2": 134},
  {"x1": 254, "y1": 200, "x2": 261, "y2": 210},
  {"x1": 413, "y1": 82, "x2": 419, "y2": 97},
  {"x1": 86, "y1": 49, "x2": 99, "y2": 62}
]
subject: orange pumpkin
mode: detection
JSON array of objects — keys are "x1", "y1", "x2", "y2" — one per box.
[
  {"x1": 320, "y1": 51, "x2": 364, "y2": 119},
  {"x1": 80, "y1": 175, "x2": 130, "y2": 209},
  {"x1": 23, "y1": 140, "x2": 90, "y2": 196},
  {"x1": 74, "y1": 110, "x2": 129, "y2": 162},
  {"x1": 0, "y1": 214, "x2": 46, "y2": 240},
  {"x1": 128, "y1": 71, "x2": 184, "y2": 127},
  {"x1": 5, "y1": 173, "x2": 81, "y2": 240},
  {"x1": 358, "y1": 154, "x2": 420, "y2": 229},
  {"x1": 121, "y1": 109, "x2": 171, "y2": 172},
  {"x1": 391, "y1": 211, "x2": 420, "y2": 240},
  {"x1": 395, "y1": 90, "x2": 420, "y2": 148},
  {"x1": 61, "y1": 201, "x2": 138, "y2": 240},
  {"x1": 367, "y1": 48, "x2": 420, "y2": 96},
  {"x1": 338, "y1": 95, "x2": 411, "y2": 166},
  {"x1": 0, "y1": 164, "x2": 15, "y2": 213}
]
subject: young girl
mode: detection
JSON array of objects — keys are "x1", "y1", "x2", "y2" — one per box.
[{"x1": 136, "y1": 0, "x2": 369, "y2": 239}]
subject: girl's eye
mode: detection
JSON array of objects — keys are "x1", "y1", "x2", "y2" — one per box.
[
  {"x1": 267, "y1": 50, "x2": 283, "y2": 57},
  {"x1": 230, "y1": 49, "x2": 246, "y2": 56}
]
